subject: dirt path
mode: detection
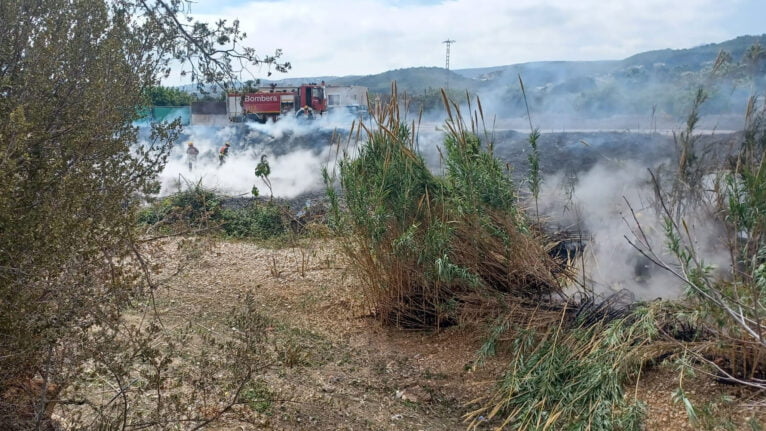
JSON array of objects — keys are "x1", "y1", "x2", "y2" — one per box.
[{"x1": 154, "y1": 239, "x2": 764, "y2": 430}]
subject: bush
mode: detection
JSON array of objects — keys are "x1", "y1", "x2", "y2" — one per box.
[
  {"x1": 139, "y1": 183, "x2": 222, "y2": 229},
  {"x1": 139, "y1": 185, "x2": 287, "y2": 240},
  {"x1": 629, "y1": 92, "x2": 766, "y2": 389},
  {"x1": 325, "y1": 89, "x2": 564, "y2": 329},
  {"x1": 221, "y1": 204, "x2": 286, "y2": 239}
]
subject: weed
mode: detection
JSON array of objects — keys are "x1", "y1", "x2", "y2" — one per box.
[
  {"x1": 139, "y1": 180, "x2": 223, "y2": 233},
  {"x1": 138, "y1": 182, "x2": 287, "y2": 241},
  {"x1": 240, "y1": 380, "x2": 273, "y2": 414},
  {"x1": 269, "y1": 255, "x2": 281, "y2": 277},
  {"x1": 628, "y1": 91, "x2": 766, "y2": 389},
  {"x1": 221, "y1": 203, "x2": 286, "y2": 240},
  {"x1": 275, "y1": 337, "x2": 308, "y2": 368}
]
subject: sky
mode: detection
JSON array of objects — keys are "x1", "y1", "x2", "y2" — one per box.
[{"x1": 172, "y1": 0, "x2": 766, "y2": 84}]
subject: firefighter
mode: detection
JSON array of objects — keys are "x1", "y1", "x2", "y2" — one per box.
[
  {"x1": 297, "y1": 105, "x2": 313, "y2": 120},
  {"x1": 218, "y1": 142, "x2": 231, "y2": 166},
  {"x1": 186, "y1": 142, "x2": 199, "y2": 171}
]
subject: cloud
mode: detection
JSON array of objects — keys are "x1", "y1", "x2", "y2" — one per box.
[{"x1": 172, "y1": 0, "x2": 759, "y2": 85}]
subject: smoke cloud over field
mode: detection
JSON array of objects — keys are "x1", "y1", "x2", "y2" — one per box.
[
  {"x1": 144, "y1": 102, "x2": 737, "y2": 301},
  {"x1": 537, "y1": 151, "x2": 732, "y2": 300},
  {"x1": 152, "y1": 110, "x2": 367, "y2": 198},
  {"x1": 537, "y1": 161, "x2": 672, "y2": 299},
  {"x1": 442, "y1": 45, "x2": 764, "y2": 133}
]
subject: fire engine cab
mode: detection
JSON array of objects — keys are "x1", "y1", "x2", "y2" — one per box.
[{"x1": 227, "y1": 83, "x2": 326, "y2": 123}]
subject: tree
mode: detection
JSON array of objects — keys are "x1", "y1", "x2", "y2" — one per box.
[
  {"x1": 144, "y1": 86, "x2": 197, "y2": 106},
  {"x1": 0, "y1": 0, "x2": 284, "y2": 428}
]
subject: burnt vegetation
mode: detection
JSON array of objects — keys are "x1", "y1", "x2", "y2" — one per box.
[
  {"x1": 324, "y1": 77, "x2": 766, "y2": 429},
  {"x1": 2, "y1": 0, "x2": 766, "y2": 428}
]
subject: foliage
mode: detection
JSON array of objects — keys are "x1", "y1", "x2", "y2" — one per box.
[
  {"x1": 0, "y1": 0, "x2": 285, "y2": 428},
  {"x1": 668, "y1": 87, "x2": 709, "y2": 216},
  {"x1": 325, "y1": 88, "x2": 562, "y2": 328},
  {"x1": 221, "y1": 204, "x2": 286, "y2": 240},
  {"x1": 239, "y1": 380, "x2": 273, "y2": 414},
  {"x1": 139, "y1": 184, "x2": 286, "y2": 240},
  {"x1": 144, "y1": 85, "x2": 196, "y2": 106},
  {"x1": 130, "y1": 2, "x2": 289, "y2": 88},
  {"x1": 627, "y1": 89, "x2": 766, "y2": 391},
  {"x1": 527, "y1": 129, "x2": 542, "y2": 217},
  {"x1": 465, "y1": 306, "x2": 658, "y2": 430},
  {"x1": 254, "y1": 155, "x2": 273, "y2": 200},
  {"x1": 148, "y1": 182, "x2": 223, "y2": 229},
  {"x1": 0, "y1": 0, "x2": 168, "y2": 427},
  {"x1": 518, "y1": 74, "x2": 543, "y2": 222}
]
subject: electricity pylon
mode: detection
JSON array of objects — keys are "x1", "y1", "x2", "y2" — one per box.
[{"x1": 443, "y1": 39, "x2": 455, "y2": 90}]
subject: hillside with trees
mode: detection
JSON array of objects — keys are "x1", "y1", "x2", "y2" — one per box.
[{"x1": 317, "y1": 35, "x2": 766, "y2": 119}]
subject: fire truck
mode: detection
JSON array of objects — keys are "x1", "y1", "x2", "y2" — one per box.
[{"x1": 227, "y1": 83, "x2": 327, "y2": 123}]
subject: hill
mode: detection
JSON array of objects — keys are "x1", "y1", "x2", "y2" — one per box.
[
  {"x1": 176, "y1": 34, "x2": 765, "y2": 118},
  {"x1": 621, "y1": 34, "x2": 766, "y2": 70},
  {"x1": 312, "y1": 34, "x2": 765, "y2": 96},
  {"x1": 452, "y1": 34, "x2": 766, "y2": 86},
  {"x1": 324, "y1": 66, "x2": 480, "y2": 94}
]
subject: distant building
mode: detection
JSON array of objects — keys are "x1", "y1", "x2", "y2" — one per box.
[{"x1": 325, "y1": 85, "x2": 368, "y2": 109}]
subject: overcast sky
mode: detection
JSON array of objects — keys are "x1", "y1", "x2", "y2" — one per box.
[{"x1": 176, "y1": 0, "x2": 765, "y2": 84}]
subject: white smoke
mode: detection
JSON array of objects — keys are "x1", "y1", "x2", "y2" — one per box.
[
  {"x1": 241, "y1": 108, "x2": 372, "y2": 139},
  {"x1": 148, "y1": 109, "x2": 737, "y2": 302},
  {"x1": 154, "y1": 117, "x2": 360, "y2": 198},
  {"x1": 539, "y1": 158, "x2": 732, "y2": 300}
]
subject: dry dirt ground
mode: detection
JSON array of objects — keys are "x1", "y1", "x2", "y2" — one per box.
[{"x1": 151, "y1": 238, "x2": 765, "y2": 430}]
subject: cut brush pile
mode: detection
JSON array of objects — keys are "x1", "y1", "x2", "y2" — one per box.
[
  {"x1": 464, "y1": 293, "x2": 668, "y2": 431},
  {"x1": 324, "y1": 87, "x2": 566, "y2": 329}
]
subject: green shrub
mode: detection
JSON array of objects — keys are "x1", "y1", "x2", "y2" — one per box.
[
  {"x1": 137, "y1": 205, "x2": 165, "y2": 225},
  {"x1": 221, "y1": 204, "x2": 286, "y2": 239},
  {"x1": 139, "y1": 185, "x2": 286, "y2": 240},
  {"x1": 138, "y1": 183, "x2": 222, "y2": 230},
  {"x1": 629, "y1": 92, "x2": 766, "y2": 389},
  {"x1": 325, "y1": 89, "x2": 562, "y2": 328}
]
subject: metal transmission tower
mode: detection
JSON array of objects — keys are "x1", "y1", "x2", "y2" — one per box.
[{"x1": 443, "y1": 39, "x2": 456, "y2": 90}]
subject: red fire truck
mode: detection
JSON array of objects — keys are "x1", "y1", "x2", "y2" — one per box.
[{"x1": 227, "y1": 83, "x2": 327, "y2": 123}]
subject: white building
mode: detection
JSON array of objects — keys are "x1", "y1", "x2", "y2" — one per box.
[{"x1": 325, "y1": 85, "x2": 368, "y2": 109}]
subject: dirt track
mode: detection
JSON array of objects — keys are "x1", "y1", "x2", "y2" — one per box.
[{"x1": 150, "y1": 238, "x2": 763, "y2": 430}]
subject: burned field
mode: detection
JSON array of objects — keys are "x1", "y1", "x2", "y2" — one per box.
[
  {"x1": 13, "y1": 100, "x2": 766, "y2": 430},
  {"x1": 6, "y1": 0, "x2": 766, "y2": 429},
  {"x1": 115, "y1": 104, "x2": 766, "y2": 430},
  {"x1": 119, "y1": 238, "x2": 760, "y2": 431}
]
